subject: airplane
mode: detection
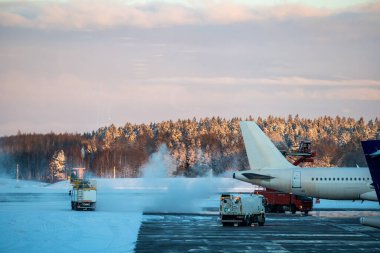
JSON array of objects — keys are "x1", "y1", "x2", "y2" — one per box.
[{"x1": 233, "y1": 121, "x2": 378, "y2": 202}]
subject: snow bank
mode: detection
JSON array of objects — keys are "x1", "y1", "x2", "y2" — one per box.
[
  {"x1": 0, "y1": 178, "x2": 50, "y2": 192},
  {"x1": 0, "y1": 178, "x2": 74, "y2": 193}
]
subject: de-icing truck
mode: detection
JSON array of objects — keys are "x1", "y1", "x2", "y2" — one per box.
[
  {"x1": 69, "y1": 179, "x2": 97, "y2": 211},
  {"x1": 220, "y1": 193, "x2": 266, "y2": 226}
]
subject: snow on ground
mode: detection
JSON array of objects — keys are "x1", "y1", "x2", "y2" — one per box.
[
  {"x1": 0, "y1": 202, "x2": 142, "y2": 253},
  {"x1": 0, "y1": 178, "x2": 143, "y2": 253},
  {"x1": 1, "y1": 177, "x2": 379, "y2": 253}
]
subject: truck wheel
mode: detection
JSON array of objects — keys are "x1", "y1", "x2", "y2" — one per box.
[
  {"x1": 304, "y1": 210, "x2": 309, "y2": 215},
  {"x1": 258, "y1": 215, "x2": 265, "y2": 226},
  {"x1": 291, "y1": 205, "x2": 296, "y2": 214},
  {"x1": 243, "y1": 219, "x2": 251, "y2": 226}
]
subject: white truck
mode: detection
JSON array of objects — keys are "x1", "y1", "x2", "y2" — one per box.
[
  {"x1": 69, "y1": 179, "x2": 97, "y2": 211},
  {"x1": 220, "y1": 193, "x2": 266, "y2": 226}
]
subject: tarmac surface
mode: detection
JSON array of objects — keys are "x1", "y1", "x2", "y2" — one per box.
[{"x1": 135, "y1": 212, "x2": 380, "y2": 253}]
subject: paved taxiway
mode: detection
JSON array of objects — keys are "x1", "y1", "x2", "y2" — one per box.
[{"x1": 135, "y1": 212, "x2": 380, "y2": 252}]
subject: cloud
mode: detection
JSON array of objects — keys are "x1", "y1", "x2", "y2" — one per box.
[
  {"x1": 145, "y1": 76, "x2": 380, "y2": 90},
  {"x1": 0, "y1": 72, "x2": 379, "y2": 135},
  {"x1": 1, "y1": 73, "x2": 379, "y2": 107},
  {"x1": 0, "y1": 0, "x2": 378, "y2": 29}
]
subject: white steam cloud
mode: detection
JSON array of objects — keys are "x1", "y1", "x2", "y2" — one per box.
[
  {"x1": 139, "y1": 144, "x2": 218, "y2": 213},
  {"x1": 141, "y1": 144, "x2": 176, "y2": 178},
  {"x1": 96, "y1": 145, "x2": 223, "y2": 213}
]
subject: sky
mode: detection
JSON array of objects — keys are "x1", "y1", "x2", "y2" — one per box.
[{"x1": 0, "y1": 0, "x2": 379, "y2": 136}]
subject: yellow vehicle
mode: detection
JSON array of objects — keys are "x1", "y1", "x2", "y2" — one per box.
[
  {"x1": 68, "y1": 168, "x2": 97, "y2": 211},
  {"x1": 69, "y1": 179, "x2": 97, "y2": 211}
]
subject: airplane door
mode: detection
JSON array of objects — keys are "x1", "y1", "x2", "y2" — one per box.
[{"x1": 292, "y1": 171, "x2": 301, "y2": 188}]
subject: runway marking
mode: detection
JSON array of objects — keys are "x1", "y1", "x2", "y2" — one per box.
[{"x1": 263, "y1": 242, "x2": 290, "y2": 253}]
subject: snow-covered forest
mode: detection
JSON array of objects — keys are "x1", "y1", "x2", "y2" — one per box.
[{"x1": 0, "y1": 115, "x2": 379, "y2": 182}]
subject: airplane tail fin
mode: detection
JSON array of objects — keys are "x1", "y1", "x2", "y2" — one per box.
[
  {"x1": 361, "y1": 140, "x2": 380, "y2": 205},
  {"x1": 240, "y1": 121, "x2": 296, "y2": 170}
]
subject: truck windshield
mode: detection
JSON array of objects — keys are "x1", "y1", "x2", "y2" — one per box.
[{"x1": 297, "y1": 196, "x2": 312, "y2": 201}]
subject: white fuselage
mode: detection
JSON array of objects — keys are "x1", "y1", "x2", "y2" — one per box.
[{"x1": 234, "y1": 167, "x2": 377, "y2": 201}]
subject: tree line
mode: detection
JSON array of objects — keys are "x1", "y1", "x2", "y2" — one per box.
[{"x1": 0, "y1": 115, "x2": 378, "y2": 182}]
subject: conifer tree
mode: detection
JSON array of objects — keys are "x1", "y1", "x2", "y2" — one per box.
[{"x1": 48, "y1": 150, "x2": 66, "y2": 182}]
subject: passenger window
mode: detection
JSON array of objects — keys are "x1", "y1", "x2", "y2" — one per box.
[
  {"x1": 312, "y1": 178, "x2": 314, "y2": 181},
  {"x1": 324, "y1": 178, "x2": 327, "y2": 181},
  {"x1": 350, "y1": 178, "x2": 352, "y2": 181},
  {"x1": 329, "y1": 178, "x2": 331, "y2": 181},
  {"x1": 337, "y1": 178, "x2": 339, "y2": 181},
  {"x1": 354, "y1": 178, "x2": 357, "y2": 181},
  {"x1": 367, "y1": 178, "x2": 370, "y2": 180},
  {"x1": 359, "y1": 178, "x2": 361, "y2": 181},
  {"x1": 333, "y1": 178, "x2": 335, "y2": 181},
  {"x1": 316, "y1": 178, "x2": 318, "y2": 181},
  {"x1": 346, "y1": 178, "x2": 348, "y2": 181}
]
